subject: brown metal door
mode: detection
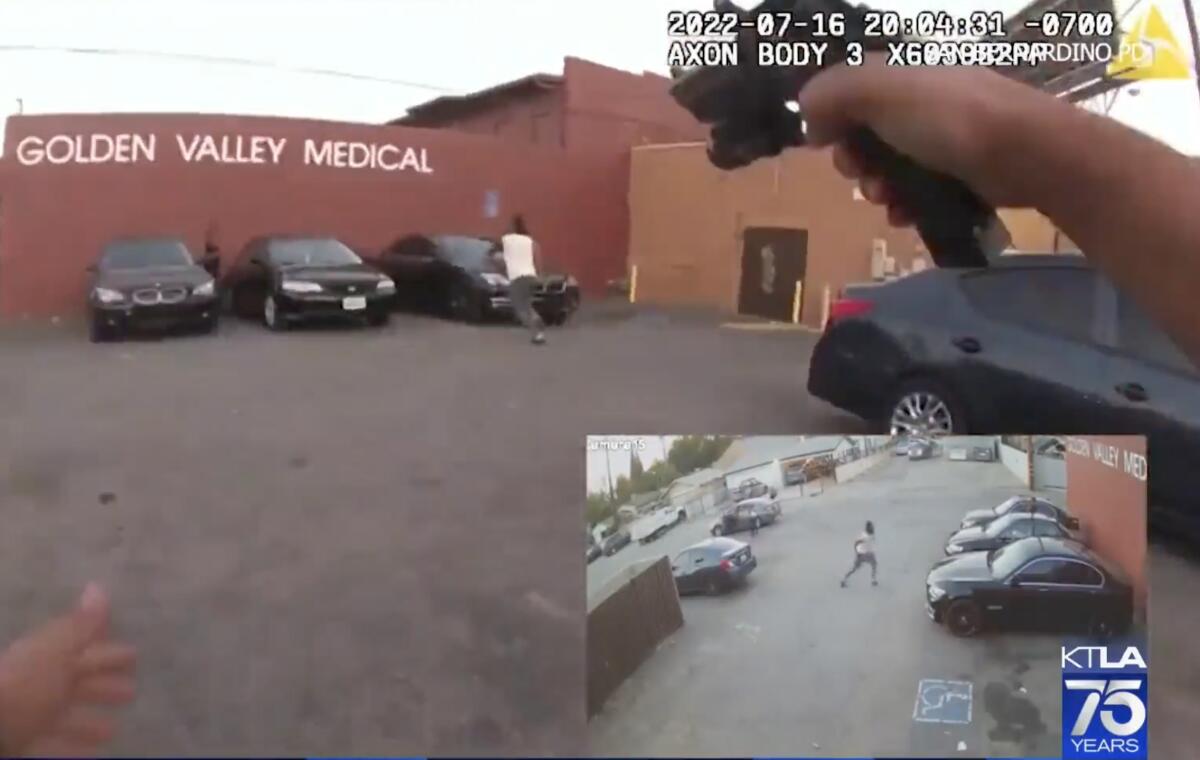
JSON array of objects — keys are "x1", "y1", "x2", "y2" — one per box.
[{"x1": 737, "y1": 227, "x2": 808, "y2": 322}]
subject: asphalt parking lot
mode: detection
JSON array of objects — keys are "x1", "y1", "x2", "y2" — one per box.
[
  {"x1": 0, "y1": 303, "x2": 862, "y2": 757},
  {"x1": 588, "y1": 454, "x2": 1069, "y2": 758}
]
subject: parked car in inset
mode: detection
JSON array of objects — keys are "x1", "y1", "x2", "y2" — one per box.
[
  {"x1": 926, "y1": 536, "x2": 1133, "y2": 637},
  {"x1": 970, "y1": 445, "x2": 996, "y2": 462},
  {"x1": 806, "y1": 254, "x2": 1200, "y2": 540},
  {"x1": 225, "y1": 235, "x2": 394, "y2": 330},
  {"x1": 87, "y1": 237, "x2": 220, "y2": 342},
  {"x1": 729, "y1": 478, "x2": 777, "y2": 501},
  {"x1": 908, "y1": 439, "x2": 935, "y2": 460},
  {"x1": 373, "y1": 234, "x2": 580, "y2": 325},
  {"x1": 602, "y1": 531, "x2": 631, "y2": 557},
  {"x1": 711, "y1": 498, "x2": 778, "y2": 536},
  {"x1": 945, "y1": 512, "x2": 1078, "y2": 556},
  {"x1": 671, "y1": 537, "x2": 757, "y2": 596},
  {"x1": 959, "y1": 495, "x2": 1079, "y2": 532}
]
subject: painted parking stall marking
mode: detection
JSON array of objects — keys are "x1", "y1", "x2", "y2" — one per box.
[{"x1": 913, "y1": 678, "x2": 974, "y2": 724}]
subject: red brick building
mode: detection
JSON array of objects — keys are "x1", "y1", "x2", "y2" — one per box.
[
  {"x1": 0, "y1": 57, "x2": 705, "y2": 318},
  {"x1": 1063, "y1": 435, "x2": 1149, "y2": 613}
]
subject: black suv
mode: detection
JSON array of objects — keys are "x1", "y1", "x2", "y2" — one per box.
[
  {"x1": 807, "y1": 255, "x2": 1199, "y2": 540},
  {"x1": 87, "y1": 237, "x2": 220, "y2": 342}
]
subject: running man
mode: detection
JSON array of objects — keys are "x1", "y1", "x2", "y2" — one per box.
[
  {"x1": 840, "y1": 520, "x2": 878, "y2": 587},
  {"x1": 499, "y1": 214, "x2": 547, "y2": 346}
]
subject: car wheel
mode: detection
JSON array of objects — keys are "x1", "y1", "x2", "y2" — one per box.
[
  {"x1": 887, "y1": 377, "x2": 967, "y2": 437},
  {"x1": 263, "y1": 294, "x2": 287, "y2": 331},
  {"x1": 367, "y1": 311, "x2": 390, "y2": 328},
  {"x1": 944, "y1": 599, "x2": 983, "y2": 637},
  {"x1": 448, "y1": 284, "x2": 482, "y2": 323},
  {"x1": 711, "y1": 524, "x2": 724, "y2": 537},
  {"x1": 200, "y1": 313, "x2": 219, "y2": 335},
  {"x1": 89, "y1": 316, "x2": 116, "y2": 343}
]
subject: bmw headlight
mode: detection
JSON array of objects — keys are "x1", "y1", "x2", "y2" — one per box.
[
  {"x1": 281, "y1": 280, "x2": 323, "y2": 294},
  {"x1": 376, "y1": 277, "x2": 396, "y2": 292},
  {"x1": 93, "y1": 287, "x2": 125, "y2": 305},
  {"x1": 193, "y1": 280, "x2": 215, "y2": 298},
  {"x1": 481, "y1": 272, "x2": 509, "y2": 288},
  {"x1": 946, "y1": 543, "x2": 965, "y2": 555},
  {"x1": 928, "y1": 584, "x2": 947, "y2": 601}
]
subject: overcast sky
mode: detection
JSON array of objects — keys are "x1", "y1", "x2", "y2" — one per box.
[
  {"x1": 586, "y1": 436, "x2": 676, "y2": 494},
  {"x1": 0, "y1": 0, "x2": 1196, "y2": 153}
]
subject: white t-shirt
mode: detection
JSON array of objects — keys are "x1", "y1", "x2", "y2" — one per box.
[
  {"x1": 500, "y1": 233, "x2": 537, "y2": 280},
  {"x1": 855, "y1": 533, "x2": 875, "y2": 555}
]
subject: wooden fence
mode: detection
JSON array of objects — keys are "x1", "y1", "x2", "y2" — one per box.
[{"x1": 587, "y1": 556, "x2": 684, "y2": 718}]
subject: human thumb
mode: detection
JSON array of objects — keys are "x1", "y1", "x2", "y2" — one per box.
[{"x1": 69, "y1": 582, "x2": 111, "y2": 648}]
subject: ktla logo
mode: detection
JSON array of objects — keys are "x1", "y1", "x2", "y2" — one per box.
[{"x1": 1062, "y1": 644, "x2": 1148, "y2": 759}]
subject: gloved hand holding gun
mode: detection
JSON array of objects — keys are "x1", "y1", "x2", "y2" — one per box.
[{"x1": 669, "y1": 0, "x2": 1013, "y2": 268}]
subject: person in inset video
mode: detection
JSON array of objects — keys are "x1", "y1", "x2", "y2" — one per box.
[
  {"x1": 500, "y1": 214, "x2": 547, "y2": 346},
  {"x1": 0, "y1": 584, "x2": 138, "y2": 758},
  {"x1": 840, "y1": 520, "x2": 878, "y2": 588}
]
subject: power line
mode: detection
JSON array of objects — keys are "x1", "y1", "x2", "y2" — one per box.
[{"x1": 0, "y1": 44, "x2": 461, "y2": 92}]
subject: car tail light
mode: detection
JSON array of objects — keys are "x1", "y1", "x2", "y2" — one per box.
[
  {"x1": 828, "y1": 297, "x2": 873, "y2": 324},
  {"x1": 720, "y1": 559, "x2": 734, "y2": 572}
]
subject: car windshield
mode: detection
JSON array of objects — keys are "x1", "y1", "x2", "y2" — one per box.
[
  {"x1": 992, "y1": 497, "x2": 1021, "y2": 516},
  {"x1": 433, "y1": 236, "x2": 502, "y2": 273},
  {"x1": 268, "y1": 238, "x2": 361, "y2": 267},
  {"x1": 984, "y1": 514, "x2": 1021, "y2": 537},
  {"x1": 988, "y1": 538, "x2": 1041, "y2": 577},
  {"x1": 100, "y1": 239, "x2": 193, "y2": 270}
]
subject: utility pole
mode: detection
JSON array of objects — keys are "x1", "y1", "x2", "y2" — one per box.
[
  {"x1": 605, "y1": 447, "x2": 615, "y2": 502},
  {"x1": 1182, "y1": 0, "x2": 1200, "y2": 109}
]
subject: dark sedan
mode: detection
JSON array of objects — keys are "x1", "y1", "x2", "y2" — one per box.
[
  {"x1": 960, "y1": 495, "x2": 1079, "y2": 532},
  {"x1": 945, "y1": 512, "x2": 1076, "y2": 556},
  {"x1": 225, "y1": 236, "x2": 394, "y2": 330},
  {"x1": 374, "y1": 234, "x2": 580, "y2": 325},
  {"x1": 926, "y1": 536, "x2": 1133, "y2": 637},
  {"x1": 672, "y1": 537, "x2": 757, "y2": 596},
  {"x1": 602, "y1": 531, "x2": 631, "y2": 557},
  {"x1": 806, "y1": 254, "x2": 1200, "y2": 541},
  {"x1": 710, "y1": 498, "x2": 778, "y2": 536},
  {"x1": 729, "y1": 478, "x2": 777, "y2": 501},
  {"x1": 87, "y1": 237, "x2": 220, "y2": 342},
  {"x1": 908, "y1": 439, "x2": 936, "y2": 460},
  {"x1": 587, "y1": 544, "x2": 602, "y2": 564}
]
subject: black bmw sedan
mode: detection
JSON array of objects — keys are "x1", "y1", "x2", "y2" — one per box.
[
  {"x1": 225, "y1": 236, "x2": 394, "y2": 330},
  {"x1": 87, "y1": 237, "x2": 220, "y2": 342},
  {"x1": 926, "y1": 536, "x2": 1133, "y2": 638},
  {"x1": 959, "y1": 495, "x2": 1079, "y2": 532},
  {"x1": 374, "y1": 234, "x2": 580, "y2": 325},
  {"x1": 944, "y1": 512, "x2": 1076, "y2": 556}
]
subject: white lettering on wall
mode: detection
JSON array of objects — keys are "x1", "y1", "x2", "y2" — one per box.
[
  {"x1": 302, "y1": 139, "x2": 433, "y2": 173},
  {"x1": 1064, "y1": 436, "x2": 1148, "y2": 482},
  {"x1": 15, "y1": 132, "x2": 431, "y2": 174},
  {"x1": 15, "y1": 134, "x2": 158, "y2": 166}
]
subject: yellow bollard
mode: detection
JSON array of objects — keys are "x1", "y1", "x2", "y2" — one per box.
[
  {"x1": 629, "y1": 265, "x2": 638, "y2": 304},
  {"x1": 792, "y1": 280, "x2": 803, "y2": 324}
]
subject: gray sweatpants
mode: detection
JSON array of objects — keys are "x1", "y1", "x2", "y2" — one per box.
[{"x1": 509, "y1": 275, "x2": 545, "y2": 336}]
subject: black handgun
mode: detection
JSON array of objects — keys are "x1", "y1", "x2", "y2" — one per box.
[{"x1": 669, "y1": 0, "x2": 1011, "y2": 268}]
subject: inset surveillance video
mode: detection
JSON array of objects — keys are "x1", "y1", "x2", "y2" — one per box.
[{"x1": 586, "y1": 434, "x2": 1148, "y2": 759}]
